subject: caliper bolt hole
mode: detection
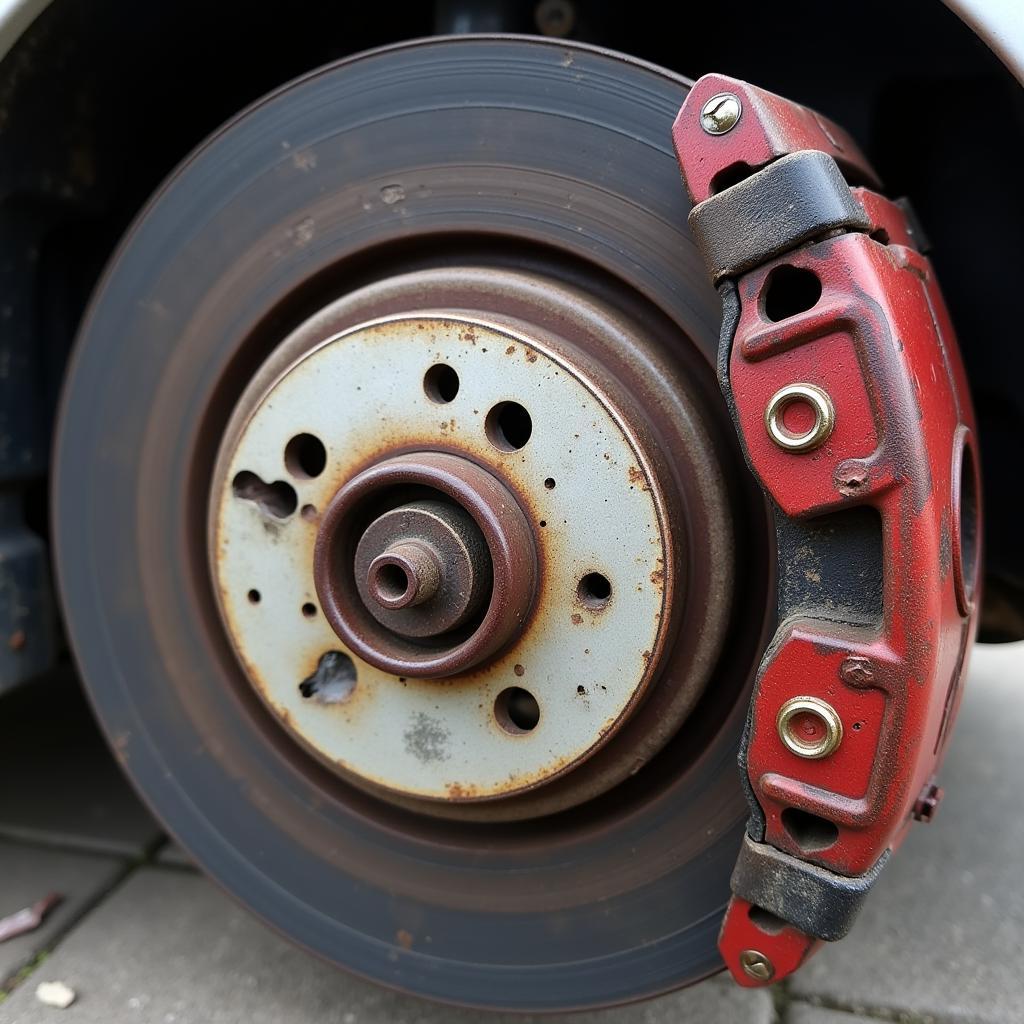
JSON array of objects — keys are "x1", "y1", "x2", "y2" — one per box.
[{"x1": 761, "y1": 265, "x2": 822, "y2": 322}]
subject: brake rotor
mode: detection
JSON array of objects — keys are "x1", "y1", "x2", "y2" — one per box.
[{"x1": 54, "y1": 37, "x2": 773, "y2": 1010}]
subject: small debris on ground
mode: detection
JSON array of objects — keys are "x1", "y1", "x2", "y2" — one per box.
[
  {"x1": 35, "y1": 980, "x2": 77, "y2": 1009},
  {"x1": 0, "y1": 893, "x2": 63, "y2": 943}
]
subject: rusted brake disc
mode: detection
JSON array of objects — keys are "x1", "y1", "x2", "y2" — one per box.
[{"x1": 55, "y1": 38, "x2": 774, "y2": 1010}]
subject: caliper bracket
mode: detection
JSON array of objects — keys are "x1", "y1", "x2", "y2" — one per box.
[{"x1": 672, "y1": 74, "x2": 980, "y2": 986}]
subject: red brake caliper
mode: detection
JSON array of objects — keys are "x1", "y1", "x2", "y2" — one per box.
[{"x1": 673, "y1": 75, "x2": 982, "y2": 986}]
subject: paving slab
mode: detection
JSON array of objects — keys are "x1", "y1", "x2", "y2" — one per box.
[
  {"x1": 0, "y1": 841, "x2": 123, "y2": 988},
  {"x1": 789, "y1": 641, "x2": 1024, "y2": 1024},
  {"x1": 785, "y1": 1006, "x2": 882, "y2": 1024},
  {"x1": 0, "y1": 668, "x2": 161, "y2": 857},
  {"x1": 0, "y1": 869, "x2": 774, "y2": 1024}
]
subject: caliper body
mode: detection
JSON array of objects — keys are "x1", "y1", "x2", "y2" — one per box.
[{"x1": 673, "y1": 74, "x2": 981, "y2": 986}]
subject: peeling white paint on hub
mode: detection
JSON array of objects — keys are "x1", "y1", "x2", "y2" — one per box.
[{"x1": 212, "y1": 316, "x2": 669, "y2": 801}]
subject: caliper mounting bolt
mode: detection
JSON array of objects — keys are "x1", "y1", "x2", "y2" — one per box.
[
  {"x1": 700, "y1": 92, "x2": 742, "y2": 135},
  {"x1": 739, "y1": 949, "x2": 775, "y2": 983}
]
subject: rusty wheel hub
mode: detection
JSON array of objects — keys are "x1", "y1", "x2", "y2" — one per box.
[
  {"x1": 211, "y1": 300, "x2": 699, "y2": 804},
  {"x1": 315, "y1": 450, "x2": 536, "y2": 677}
]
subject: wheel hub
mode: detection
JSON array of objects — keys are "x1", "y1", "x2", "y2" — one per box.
[
  {"x1": 212, "y1": 311, "x2": 682, "y2": 802},
  {"x1": 315, "y1": 450, "x2": 536, "y2": 675}
]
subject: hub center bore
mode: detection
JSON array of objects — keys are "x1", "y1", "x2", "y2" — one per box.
[
  {"x1": 314, "y1": 451, "x2": 535, "y2": 677},
  {"x1": 211, "y1": 306, "x2": 697, "y2": 805},
  {"x1": 357, "y1": 499, "x2": 490, "y2": 631}
]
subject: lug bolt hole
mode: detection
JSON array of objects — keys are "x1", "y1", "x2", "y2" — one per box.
[
  {"x1": 247, "y1": 589, "x2": 261, "y2": 604},
  {"x1": 423, "y1": 363, "x2": 460, "y2": 404},
  {"x1": 577, "y1": 572, "x2": 611, "y2": 609},
  {"x1": 301, "y1": 602, "x2": 317, "y2": 618},
  {"x1": 485, "y1": 401, "x2": 532, "y2": 452},
  {"x1": 544, "y1": 477, "x2": 556, "y2": 489},
  {"x1": 494, "y1": 686, "x2": 540, "y2": 734},
  {"x1": 375, "y1": 562, "x2": 411, "y2": 603},
  {"x1": 284, "y1": 433, "x2": 327, "y2": 479}
]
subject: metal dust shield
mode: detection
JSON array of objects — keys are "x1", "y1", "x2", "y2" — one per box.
[{"x1": 211, "y1": 315, "x2": 672, "y2": 802}]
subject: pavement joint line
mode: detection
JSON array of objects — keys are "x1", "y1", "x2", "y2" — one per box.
[
  {"x1": 150, "y1": 836, "x2": 199, "y2": 872},
  {"x1": 771, "y1": 976, "x2": 793, "y2": 1023},
  {"x1": 0, "y1": 827, "x2": 152, "y2": 860},
  {"x1": 788, "y1": 993, "x2": 943, "y2": 1024},
  {"x1": 0, "y1": 853, "x2": 148, "y2": 998},
  {"x1": 0, "y1": 830, "x2": 129, "y2": 860}
]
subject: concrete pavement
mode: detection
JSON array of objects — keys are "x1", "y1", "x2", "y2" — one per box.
[{"x1": 1, "y1": 643, "x2": 1021, "y2": 1024}]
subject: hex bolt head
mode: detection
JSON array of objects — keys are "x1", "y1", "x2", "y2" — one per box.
[
  {"x1": 367, "y1": 540, "x2": 442, "y2": 610},
  {"x1": 840, "y1": 655, "x2": 875, "y2": 687},
  {"x1": 739, "y1": 949, "x2": 774, "y2": 982},
  {"x1": 700, "y1": 92, "x2": 742, "y2": 135}
]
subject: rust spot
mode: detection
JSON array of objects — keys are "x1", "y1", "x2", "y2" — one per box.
[
  {"x1": 505, "y1": 345, "x2": 516, "y2": 355},
  {"x1": 840, "y1": 656, "x2": 876, "y2": 687},
  {"x1": 396, "y1": 929, "x2": 414, "y2": 950},
  {"x1": 289, "y1": 217, "x2": 315, "y2": 248},
  {"x1": 112, "y1": 732, "x2": 130, "y2": 765},
  {"x1": 641, "y1": 650, "x2": 652, "y2": 664},
  {"x1": 571, "y1": 613, "x2": 583, "y2": 625},
  {"x1": 649, "y1": 564, "x2": 665, "y2": 590},
  {"x1": 445, "y1": 781, "x2": 480, "y2": 799},
  {"x1": 628, "y1": 465, "x2": 645, "y2": 487},
  {"x1": 525, "y1": 351, "x2": 538, "y2": 363},
  {"x1": 513, "y1": 663, "x2": 525, "y2": 676},
  {"x1": 835, "y1": 461, "x2": 870, "y2": 497}
]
